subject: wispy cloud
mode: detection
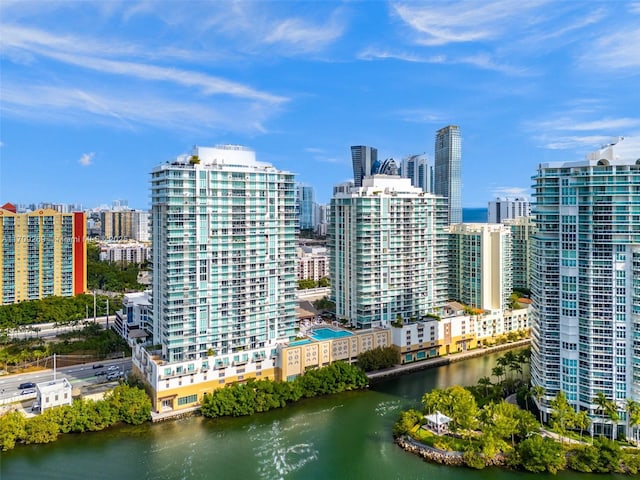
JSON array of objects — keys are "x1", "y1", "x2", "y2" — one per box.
[
  {"x1": 537, "y1": 135, "x2": 614, "y2": 150},
  {"x1": 358, "y1": 47, "x2": 529, "y2": 75},
  {"x1": 1, "y1": 25, "x2": 287, "y2": 104},
  {"x1": 264, "y1": 15, "x2": 345, "y2": 53},
  {"x1": 580, "y1": 25, "x2": 640, "y2": 71},
  {"x1": 390, "y1": 1, "x2": 550, "y2": 46},
  {"x1": 79, "y1": 152, "x2": 95, "y2": 167},
  {"x1": 393, "y1": 108, "x2": 446, "y2": 124},
  {"x1": 0, "y1": 83, "x2": 276, "y2": 134},
  {"x1": 491, "y1": 187, "x2": 530, "y2": 199}
]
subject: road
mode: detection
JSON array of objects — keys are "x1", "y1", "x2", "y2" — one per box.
[
  {"x1": 0, "y1": 358, "x2": 132, "y2": 405},
  {"x1": 7, "y1": 316, "x2": 112, "y2": 340}
]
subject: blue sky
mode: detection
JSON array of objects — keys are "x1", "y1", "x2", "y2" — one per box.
[{"x1": 1, "y1": 1, "x2": 639, "y2": 208}]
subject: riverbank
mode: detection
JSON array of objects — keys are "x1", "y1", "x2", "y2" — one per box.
[{"x1": 367, "y1": 339, "x2": 530, "y2": 382}]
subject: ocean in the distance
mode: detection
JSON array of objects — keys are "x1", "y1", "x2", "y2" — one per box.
[{"x1": 462, "y1": 207, "x2": 488, "y2": 223}]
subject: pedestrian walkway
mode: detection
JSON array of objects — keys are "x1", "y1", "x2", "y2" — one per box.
[{"x1": 367, "y1": 339, "x2": 531, "y2": 381}]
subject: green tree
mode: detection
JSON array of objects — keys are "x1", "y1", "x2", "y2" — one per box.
[
  {"x1": 513, "y1": 434, "x2": 566, "y2": 473},
  {"x1": 23, "y1": 415, "x2": 59, "y2": 445},
  {"x1": 530, "y1": 385, "x2": 545, "y2": 425},
  {"x1": 477, "y1": 376, "x2": 492, "y2": 398},
  {"x1": 0, "y1": 410, "x2": 26, "y2": 451},
  {"x1": 296, "y1": 279, "x2": 317, "y2": 290},
  {"x1": 626, "y1": 398, "x2": 640, "y2": 443},
  {"x1": 594, "y1": 392, "x2": 610, "y2": 437},
  {"x1": 574, "y1": 410, "x2": 591, "y2": 441},
  {"x1": 106, "y1": 384, "x2": 151, "y2": 424},
  {"x1": 392, "y1": 409, "x2": 422, "y2": 437},
  {"x1": 317, "y1": 277, "x2": 330, "y2": 287},
  {"x1": 550, "y1": 391, "x2": 575, "y2": 445}
]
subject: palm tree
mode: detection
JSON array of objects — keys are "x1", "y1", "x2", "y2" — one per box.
[
  {"x1": 594, "y1": 392, "x2": 609, "y2": 438},
  {"x1": 531, "y1": 385, "x2": 545, "y2": 425},
  {"x1": 626, "y1": 399, "x2": 640, "y2": 444},
  {"x1": 477, "y1": 376, "x2": 492, "y2": 398},
  {"x1": 605, "y1": 399, "x2": 620, "y2": 440},
  {"x1": 491, "y1": 365, "x2": 505, "y2": 384},
  {"x1": 575, "y1": 410, "x2": 590, "y2": 441}
]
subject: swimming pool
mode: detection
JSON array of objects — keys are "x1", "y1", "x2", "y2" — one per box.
[
  {"x1": 289, "y1": 339, "x2": 313, "y2": 346},
  {"x1": 309, "y1": 327, "x2": 353, "y2": 341}
]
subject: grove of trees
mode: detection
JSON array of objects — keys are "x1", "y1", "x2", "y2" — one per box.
[
  {"x1": 0, "y1": 384, "x2": 151, "y2": 451},
  {"x1": 356, "y1": 346, "x2": 398, "y2": 372},
  {"x1": 201, "y1": 361, "x2": 367, "y2": 418}
]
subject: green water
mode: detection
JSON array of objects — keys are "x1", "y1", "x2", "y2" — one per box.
[{"x1": 0, "y1": 350, "x2": 625, "y2": 480}]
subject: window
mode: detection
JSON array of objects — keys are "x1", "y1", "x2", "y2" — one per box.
[{"x1": 177, "y1": 394, "x2": 197, "y2": 406}]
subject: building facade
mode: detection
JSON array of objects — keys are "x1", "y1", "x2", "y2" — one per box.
[
  {"x1": 351, "y1": 145, "x2": 378, "y2": 188},
  {"x1": 297, "y1": 184, "x2": 315, "y2": 231},
  {"x1": 448, "y1": 223, "x2": 513, "y2": 311},
  {"x1": 504, "y1": 216, "x2": 535, "y2": 292},
  {"x1": 100, "y1": 210, "x2": 134, "y2": 240},
  {"x1": 114, "y1": 290, "x2": 151, "y2": 345},
  {"x1": 133, "y1": 145, "x2": 298, "y2": 412},
  {"x1": 132, "y1": 210, "x2": 150, "y2": 242},
  {"x1": 296, "y1": 246, "x2": 330, "y2": 281},
  {"x1": 330, "y1": 176, "x2": 448, "y2": 329},
  {"x1": 488, "y1": 197, "x2": 531, "y2": 223},
  {"x1": 401, "y1": 154, "x2": 432, "y2": 193},
  {"x1": 0, "y1": 204, "x2": 86, "y2": 305},
  {"x1": 99, "y1": 241, "x2": 150, "y2": 264},
  {"x1": 530, "y1": 137, "x2": 640, "y2": 437},
  {"x1": 434, "y1": 125, "x2": 462, "y2": 225}
]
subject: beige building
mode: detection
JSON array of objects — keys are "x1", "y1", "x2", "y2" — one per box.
[
  {"x1": 133, "y1": 326, "x2": 390, "y2": 413},
  {"x1": 295, "y1": 246, "x2": 330, "y2": 281}
]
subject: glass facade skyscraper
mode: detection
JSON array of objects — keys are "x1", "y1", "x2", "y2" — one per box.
[
  {"x1": 351, "y1": 145, "x2": 378, "y2": 188},
  {"x1": 530, "y1": 137, "x2": 640, "y2": 437},
  {"x1": 297, "y1": 184, "x2": 315, "y2": 231},
  {"x1": 434, "y1": 125, "x2": 462, "y2": 225}
]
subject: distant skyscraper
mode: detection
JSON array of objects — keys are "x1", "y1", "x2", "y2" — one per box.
[
  {"x1": 351, "y1": 145, "x2": 378, "y2": 188},
  {"x1": 401, "y1": 154, "x2": 432, "y2": 192},
  {"x1": 372, "y1": 157, "x2": 399, "y2": 176},
  {"x1": 297, "y1": 184, "x2": 315, "y2": 230},
  {"x1": 488, "y1": 197, "x2": 531, "y2": 223},
  {"x1": 330, "y1": 176, "x2": 448, "y2": 329},
  {"x1": 530, "y1": 137, "x2": 640, "y2": 436},
  {"x1": 434, "y1": 125, "x2": 462, "y2": 224}
]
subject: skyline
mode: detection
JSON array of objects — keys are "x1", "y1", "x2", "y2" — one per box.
[{"x1": 1, "y1": 1, "x2": 640, "y2": 209}]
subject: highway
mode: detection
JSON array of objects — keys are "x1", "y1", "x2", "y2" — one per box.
[
  {"x1": 7, "y1": 316, "x2": 112, "y2": 340},
  {"x1": 0, "y1": 358, "x2": 132, "y2": 405}
]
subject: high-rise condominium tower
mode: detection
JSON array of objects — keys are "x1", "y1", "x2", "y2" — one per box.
[
  {"x1": 530, "y1": 137, "x2": 640, "y2": 437},
  {"x1": 351, "y1": 145, "x2": 378, "y2": 188},
  {"x1": 330, "y1": 176, "x2": 448, "y2": 329},
  {"x1": 150, "y1": 145, "x2": 297, "y2": 363},
  {"x1": 448, "y1": 223, "x2": 512, "y2": 311},
  {"x1": 434, "y1": 125, "x2": 462, "y2": 224}
]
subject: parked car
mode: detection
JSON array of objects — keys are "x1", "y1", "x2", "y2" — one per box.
[
  {"x1": 107, "y1": 365, "x2": 119, "y2": 372},
  {"x1": 107, "y1": 371, "x2": 123, "y2": 381},
  {"x1": 18, "y1": 382, "x2": 35, "y2": 390},
  {"x1": 92, "y1": 364, "x2": 104, "y2": 369},
  {"x1": 95, "y1": 370, "x2": 107, "y2": 376},
  {"x1": 21, "y1": 388, "x2": 36, "y2": 395}
]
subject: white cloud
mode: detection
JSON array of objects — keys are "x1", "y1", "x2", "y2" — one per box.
[
  {"x1": 534, "y1": 117, "x2": 640, "y2": 132},
  {"x1": 537, "y1": 135, "x2": 613, "y2": 150},
  {"x1": 264, "y1": 16, "x2": 345, "y2": 53},
  {"x1": 393, "y1": 108, "x2": 446, "y2": 124},
  {"x1": 358, "y1": 47, "x2": 528, "y2": 75},
  {"x1": 491, "y1": 187, "x2": 530, "y2": 199},
  {"x1": 581, "y1": 26, "x2": 640, "y2": 71},
  {"x1": 391, "y1": 1, "x2": 550, "y2": 46},
  {"x1": 79, "y1": 152, "x2": 95, "y2": 166},
  {"x1": 0, "y1": 82, "x2": 277, "y2": 134}
]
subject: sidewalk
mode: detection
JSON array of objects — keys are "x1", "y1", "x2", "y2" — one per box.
[{"x1": 367, "y1": 339, "x2": 531, "y2": 382}]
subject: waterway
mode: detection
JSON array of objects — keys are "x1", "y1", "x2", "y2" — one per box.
[{"x1": 0, "y1": 349, "x2": 626, "y2": 480}]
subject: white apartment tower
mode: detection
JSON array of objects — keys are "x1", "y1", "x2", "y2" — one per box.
[
  {"x1": 488, "y1": 197, "x2": 531, "y2": 223},
  {"x1": 503, "y1": 216, "x2": 535, "y2": 292},
  {"x1": 401, "y1": 154, "x2": 432, "y2": 193},
  {"x1": 330, "y1": 176, "x2": 448, "y2": 328},
  {"x1": 448, "y1": 223, "x2": 513, "y2": 311},
  {"x1": 530, "y1": 137, "x2": 640, "y2": 438},
  {"x1": 150, "y1": 145, "x2": 297, "y2": 363}
]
